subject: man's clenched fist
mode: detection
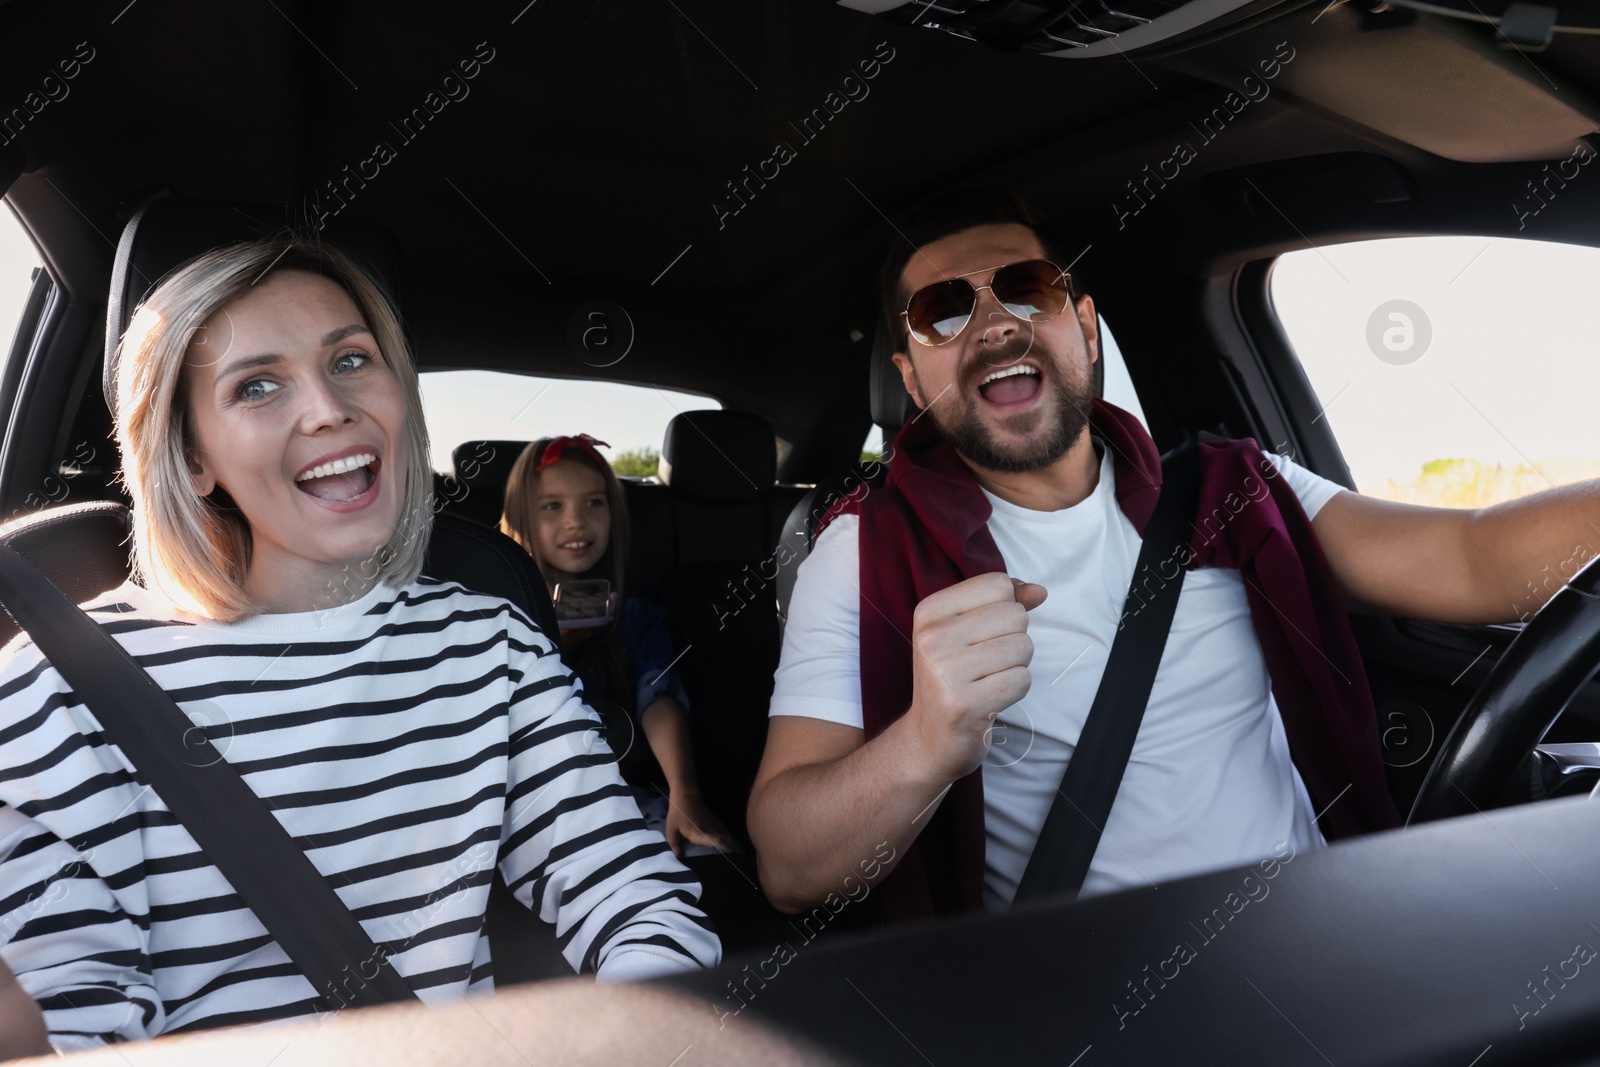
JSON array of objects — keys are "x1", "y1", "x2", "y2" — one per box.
[{"x1": 904, "y1": 572, "x2": 1047, "y2": 782}]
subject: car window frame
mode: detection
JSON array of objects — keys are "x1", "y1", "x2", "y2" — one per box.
[
  {"x1": 416, "y1": 368, "x2": 726, "y2": 476},
  {"x1": 1233, "y1": 252, "x2": 1550, "y2": 648}
]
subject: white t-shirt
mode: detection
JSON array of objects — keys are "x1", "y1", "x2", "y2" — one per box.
[{"x1": 770, "y1": 442, "x2": 1347, "y2": 910}]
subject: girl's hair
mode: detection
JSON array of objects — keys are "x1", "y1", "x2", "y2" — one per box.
[
  {"x1": 499, "y1": 438, "x2": 632, "y2": 703},
  {"x1": 500, "y1": 438, "x2": 631, "y2": 597},
  {"x1": 115, "y1": 236, "x2": 434, "y2": 622}
]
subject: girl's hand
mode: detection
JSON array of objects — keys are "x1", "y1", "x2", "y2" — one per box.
[
  {"x1": 663, "y1": 791, "x2": 739, "y2": 858},
  {"x1": 558, "y1": 625, "x2": 596, "y2": 653}
]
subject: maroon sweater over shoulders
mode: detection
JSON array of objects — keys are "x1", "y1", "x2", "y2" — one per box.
[{"x1": 815, "y1": 399, "x2": 1400, "y2": 922}]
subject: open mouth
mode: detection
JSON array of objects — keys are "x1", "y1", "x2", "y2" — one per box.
[
  {"x1": 295, "y1": 452, "x2": 379, "y2": 503},
  {"x1": 976, "y1": 363, "x2": 1043, "y2": 407},
  {"x1": 558, "y1": 539, "x2": 593, "y2": 553}
]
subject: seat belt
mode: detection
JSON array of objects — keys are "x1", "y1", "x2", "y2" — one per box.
[
  {"x1": 1013, "y1": 436, "x2": 1202, "y2": 904},
  {"x1": 0, "y1": 542, "x2": 419, "y2": 1009}
]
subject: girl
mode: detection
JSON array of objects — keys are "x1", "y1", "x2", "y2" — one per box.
[
  {"x1": 499, "y1": 436, "x2": 738, "y2": 859},
  {"x1": 0, "y1": 238, "x2": 719, "y2": 1051}
]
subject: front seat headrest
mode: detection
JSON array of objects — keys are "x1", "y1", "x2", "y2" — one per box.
[
  {"x1": 659, "y1": 410, "x2": 775, "y2": 502},
  {"x1": 105, "y1": 196, "x2": 401, "y2": 419},
  {"x1": 869, "y1": 320, "x2": 916, "y2": 436}
]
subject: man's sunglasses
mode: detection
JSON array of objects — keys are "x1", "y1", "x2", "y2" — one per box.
[{"x1": 900, "y1": 259, "x2": 1074, "y2": 347}]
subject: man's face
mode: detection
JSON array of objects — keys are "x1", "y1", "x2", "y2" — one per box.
[{"x1": 891, "y1": 223, "x2": 1099, "y2": 474}]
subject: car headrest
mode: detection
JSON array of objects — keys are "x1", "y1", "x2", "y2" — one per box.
[
  {"x1": 105, "y1": 196, "x2": 401, "y2": 419},
  {"x1": 659, "y1": 410, "x2": 775, "y2": 502},
  {"x1": 452, "y1": 440, "x2": 530, "y2": 487},
  {"x1": 1093, "y1": 327, "x2": 1105, "y2": 398},
  {"x1": 869, "y1": 320, "x2": 916, "y2": 435}
]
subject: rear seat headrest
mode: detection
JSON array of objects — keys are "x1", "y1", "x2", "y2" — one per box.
[
  {"x1": 451, "y1": 440, "x2": 531, "y2": 488},
  {"x1": 105, "y1": 195, "x2": 401, "y2": 419},
  {"x1": 659, "y1": 411, "x2": 775, "y2": 502}
]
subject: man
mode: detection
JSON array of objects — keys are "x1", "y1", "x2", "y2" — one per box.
[{"x1": 747, "y1": 189, "x2": 1599, "y2": 922}]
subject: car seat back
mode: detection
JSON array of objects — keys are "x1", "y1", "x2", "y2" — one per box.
[
  {"x1": 440, "y1": 439, "x2": 532, "y2": 529},
  {"x1": 633, "y1": 410, "x2": 782, "y2": 843},
  {"x1": 773, "y1": 325, "x2": 909, "y2": 632}
]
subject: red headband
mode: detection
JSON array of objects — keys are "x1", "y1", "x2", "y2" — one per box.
[{"x1": 533, "y1": 434, "x2": 611, "y2": 473}]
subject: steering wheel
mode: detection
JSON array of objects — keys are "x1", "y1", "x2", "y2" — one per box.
[{"x1": 1408, "y1": 553, "x2": 1600, "y2": 824}]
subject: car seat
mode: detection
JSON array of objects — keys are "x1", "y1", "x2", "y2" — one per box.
[
  {"x1": 771, "y1": 324, "x2": 914, "y2": 631},
  {"x1": 438, "y1": 439, "x2": 531, "y2": 529},
  {"x1": 633, "y1": 409, "x2": 781, "y2": 844}
]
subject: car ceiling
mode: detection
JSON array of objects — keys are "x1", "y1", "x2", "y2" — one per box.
[{"x1": 1, "y1": 0, "x2": 1598, "y2": 478}]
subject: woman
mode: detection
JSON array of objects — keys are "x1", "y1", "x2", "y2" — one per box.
[
  {"x1": 0, "y1": 237, "x2": 720, "y2": 1051},
  {"x1": 499, "y1": 435, "x2": 737, "y2": 858}
]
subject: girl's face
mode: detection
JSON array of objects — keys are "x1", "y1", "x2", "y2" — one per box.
[
  {"x1": 532, "y1": 458, "x2": 611, "y2": 583},
  {"x1": 181, "y1": 270, "x2": 409, "y2": 612}
]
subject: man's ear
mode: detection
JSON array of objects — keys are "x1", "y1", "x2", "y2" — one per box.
[
  {"x1": 890, "y1": 350, "x2": 927, "y2": 409},
  {"x1": 1075, "y1": 293, "x2": 1099, "y2": 366}
]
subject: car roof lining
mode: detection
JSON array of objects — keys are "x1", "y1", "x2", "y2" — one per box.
[{"x1": 3, "y1": 1, "x2": 1600, "y2": 480}]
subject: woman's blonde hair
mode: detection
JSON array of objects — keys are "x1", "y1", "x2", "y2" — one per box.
[{"x1": 115, "y1": 236, "x2": 433, "y2": 622}]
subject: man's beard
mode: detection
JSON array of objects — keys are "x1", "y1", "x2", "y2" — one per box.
[{"x1": 921, "y1": 339, "x2": 1095, "y2": 474}]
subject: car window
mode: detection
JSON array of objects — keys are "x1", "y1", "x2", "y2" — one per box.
[
  {"x1": 0, "y1": 204, "x2": 41, "y2": 370},
  {"x1": 418, "y1": 370, "x2": 721, "y2": 477},
  {"x1": 861, "y1": 314, "x2": 1146, "y2": 461},
  {"x1": 1271, "y1": 236, "x2": 1600, "y2": 507}
]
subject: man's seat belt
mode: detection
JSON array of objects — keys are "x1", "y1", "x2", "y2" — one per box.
[
  {"x1": 0, "y1": 542, "x2": 419, "y2": 1009},
  {"x1": 1013, "y1": 435, "x2": 1202, "y2": 904}
]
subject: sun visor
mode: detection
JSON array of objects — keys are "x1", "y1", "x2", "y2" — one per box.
[
  {"x1": 1257, "y1": 8, "x2": 1600, "y2": 162},
  {"x1": 836, "y1": 0, "x2": 1293, "y2": 58}
]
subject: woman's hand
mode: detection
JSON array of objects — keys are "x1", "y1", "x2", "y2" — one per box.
[
  {"x1": 663, "y1": 790, "x2": 739, "y2": 858},
  {"x1": 0, "y1": 957, "x2": 50, "y2": 1060}
]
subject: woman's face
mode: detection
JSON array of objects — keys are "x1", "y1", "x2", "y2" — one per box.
[
  {"x1": 182, "y1": 269, "x2": 409, "y2": 611},
  {"x1": 531, "y1": 458, "x2": 611, "y2": 583}
]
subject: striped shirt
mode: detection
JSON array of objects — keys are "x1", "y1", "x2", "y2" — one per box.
[{"x1": 0, "y1": 576, "x2": 721, "y2": 1050}]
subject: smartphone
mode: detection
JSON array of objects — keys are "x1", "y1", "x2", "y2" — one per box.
[{"x1": 552, "y1": 579, "x2": 614, "y2": 630}]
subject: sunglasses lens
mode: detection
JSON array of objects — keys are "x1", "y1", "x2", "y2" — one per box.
[
  {"x1": 906, "y1": 279, "x2": 976, "y2": 345},
  {"x1": 992, "y1": 260, "x2": 1070, "y2": 323}
]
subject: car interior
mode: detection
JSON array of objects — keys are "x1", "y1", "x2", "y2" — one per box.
[{"x1": 3, "y1": 0, "x2": 1600, "y2": 1061}]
